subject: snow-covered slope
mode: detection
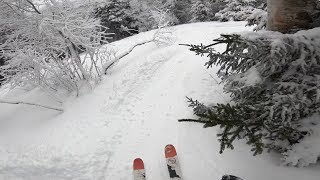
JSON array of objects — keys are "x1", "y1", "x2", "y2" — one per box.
[{"x1": 0, "y1": 22, "x2": 319, "y2": 180}]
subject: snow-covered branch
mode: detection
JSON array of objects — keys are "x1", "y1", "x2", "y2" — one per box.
[
  {"x1": 103, "y1": 27, "x2": 175, "y2": 74},
  {"x1": 103, "y1": 39, "x2": 154, "y2": 74},
  {"x1": 0, "y1": 99, "x2": 63, "y2": 111},
  {"x1": 185, "y1": 27, "x2": 320, "y2": 166}
]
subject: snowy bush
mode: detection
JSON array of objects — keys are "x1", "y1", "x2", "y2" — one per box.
[
  {"x1": 215, "y1": 0, "x2": 256, "y2": 21},
  {"x1": 0, "y1": 0, "x2": 109, "y2": 96},
  {"x1": 150, "y1": 7, "x2": 178, "y2": 28},
  {"x1": 128, "y1": 0, "x2": 178, "y2": 32},
  {"x1": 215, "y1": 0, "x2": 265, "y2": 22},
  {"x1": 153, "y1": 27, "x2": 176, "y2": 47},
  {"x1": 148, "y1": 0, "x2": 179, "y2": 28},
  {"x1": 181, "y1": 28, "x2": 320, "y2": 163}
]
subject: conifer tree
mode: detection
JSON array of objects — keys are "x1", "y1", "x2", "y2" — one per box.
[
  {"x1": 215, "y1": 0, "x2": 258, "y2": 21},
  {"x1": 189, "y1": 0, "x2": 212, "y2": 22},
  {"x1": 181, "y1": 31, "x2": 320, "y2": 159},
  {"x1": 172, "y1": 0, "x2": 192, "y2": 23},
  {"x1": 95, "y1": 0, "x2": 139, "y2": 41},
  {"x1": 180, "y1": 0, "x2": 320, "y2": 166}
]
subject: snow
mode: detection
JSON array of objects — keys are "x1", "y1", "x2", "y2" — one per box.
[
  {"x1": 230, "y1": 66, "x2": 262, "y2": 86},
  {"x1": 283, "y1": 115, "x2": 320, "y2": 167},
  {"x1": 0, "y1": 22, "x2": 319, "y2": 180}
]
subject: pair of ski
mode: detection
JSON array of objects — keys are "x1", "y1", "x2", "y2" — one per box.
[{"x1": 133, "y1": 144, "x2": 183, "y2": 180}]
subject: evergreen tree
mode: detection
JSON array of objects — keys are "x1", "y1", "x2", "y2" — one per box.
[
  {"x1": 128, "y1": 0, "x2": 155, "y2": 31},
  {"x1": 95, "y1": 0, "x2": 139, "y2": 41},
  {"x1": 189, "y1": 0, "x2": 212, "y2": 22},
  {"x1": 180, "y1": 0, "x2": 320, "y2": 166},
  {"x1": 215, "y1": 0, "x2": 259, "y2": 21},
  {"x1": 180, "y1": 26, "x2": 320, "y2": 162},
  {"x1": 246, "y1": 6, "x2": 267, "y2": 31},
  {"x1": 172, "y1": 0, "x2": 192, "y2": 23}
]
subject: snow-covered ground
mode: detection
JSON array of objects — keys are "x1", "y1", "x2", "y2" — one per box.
[{"x1": 0, "y1": 22, "x2": 319, "y2": 180}]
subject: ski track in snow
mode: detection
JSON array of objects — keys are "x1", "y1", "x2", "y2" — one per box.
[{"x1": 0, "y1": 22, "x2": 319, "y2": 180}]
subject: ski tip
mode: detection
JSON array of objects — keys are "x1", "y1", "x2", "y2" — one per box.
[
  {"x1": 133, "y1": 158, "x2": 144, "y2": 170},
  {"x1": 165, "y1": 144, "x2": 177, "y2": 158}
]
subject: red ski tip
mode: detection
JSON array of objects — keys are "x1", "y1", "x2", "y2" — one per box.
[
  {"x1": 133, "y1": 158, "x2": 144, "y2": 170},
  {"x1": 165, "y1": 144, "x2": 177, "y2": 158}
]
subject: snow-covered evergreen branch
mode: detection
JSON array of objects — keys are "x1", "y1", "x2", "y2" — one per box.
[{"x1": 183, "y1": 27, "x2": 320, "y2": 165}]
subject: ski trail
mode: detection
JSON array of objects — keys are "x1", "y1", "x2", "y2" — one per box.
[{"x1": 102, "y1": 45, "x2": 213, "y2": 180}]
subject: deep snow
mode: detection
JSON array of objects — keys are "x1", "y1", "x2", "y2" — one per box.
[{"x1": 0, "y1": 22, "x2": 319, "y2": 180}]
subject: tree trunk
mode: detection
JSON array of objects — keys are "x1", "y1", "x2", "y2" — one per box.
[{"x1": 267, "y1": 0, "x2": 318, "y2": 33}]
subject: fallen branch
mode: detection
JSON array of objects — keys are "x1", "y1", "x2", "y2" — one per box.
[
  {"x1": 104, "y1": 27, "x2": 174, "y2": 74},
  {"x1": 0, "y1": 99, "x2": 64, "y2": 112},
  {"x1": 104, "y1": 39, "x2": 154, "y2": 74}
]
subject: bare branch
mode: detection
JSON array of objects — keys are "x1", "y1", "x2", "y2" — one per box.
[
  {"x1": 0, "y1": 99, "x2": 64, "y2": 112},
  {"x1": 104, "y1": 39, "x2": 153, "y2": 74},
  {"x1": 25, "y1": 0, "x2": 41, "y2": 14},
  {"x1": 0, "y1": 0, "x2": 29, "y2": 14}
]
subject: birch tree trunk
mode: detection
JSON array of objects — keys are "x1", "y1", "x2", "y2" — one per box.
[{"x1": 267, "y1": 0, "x2": 318, "y2": 33}]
